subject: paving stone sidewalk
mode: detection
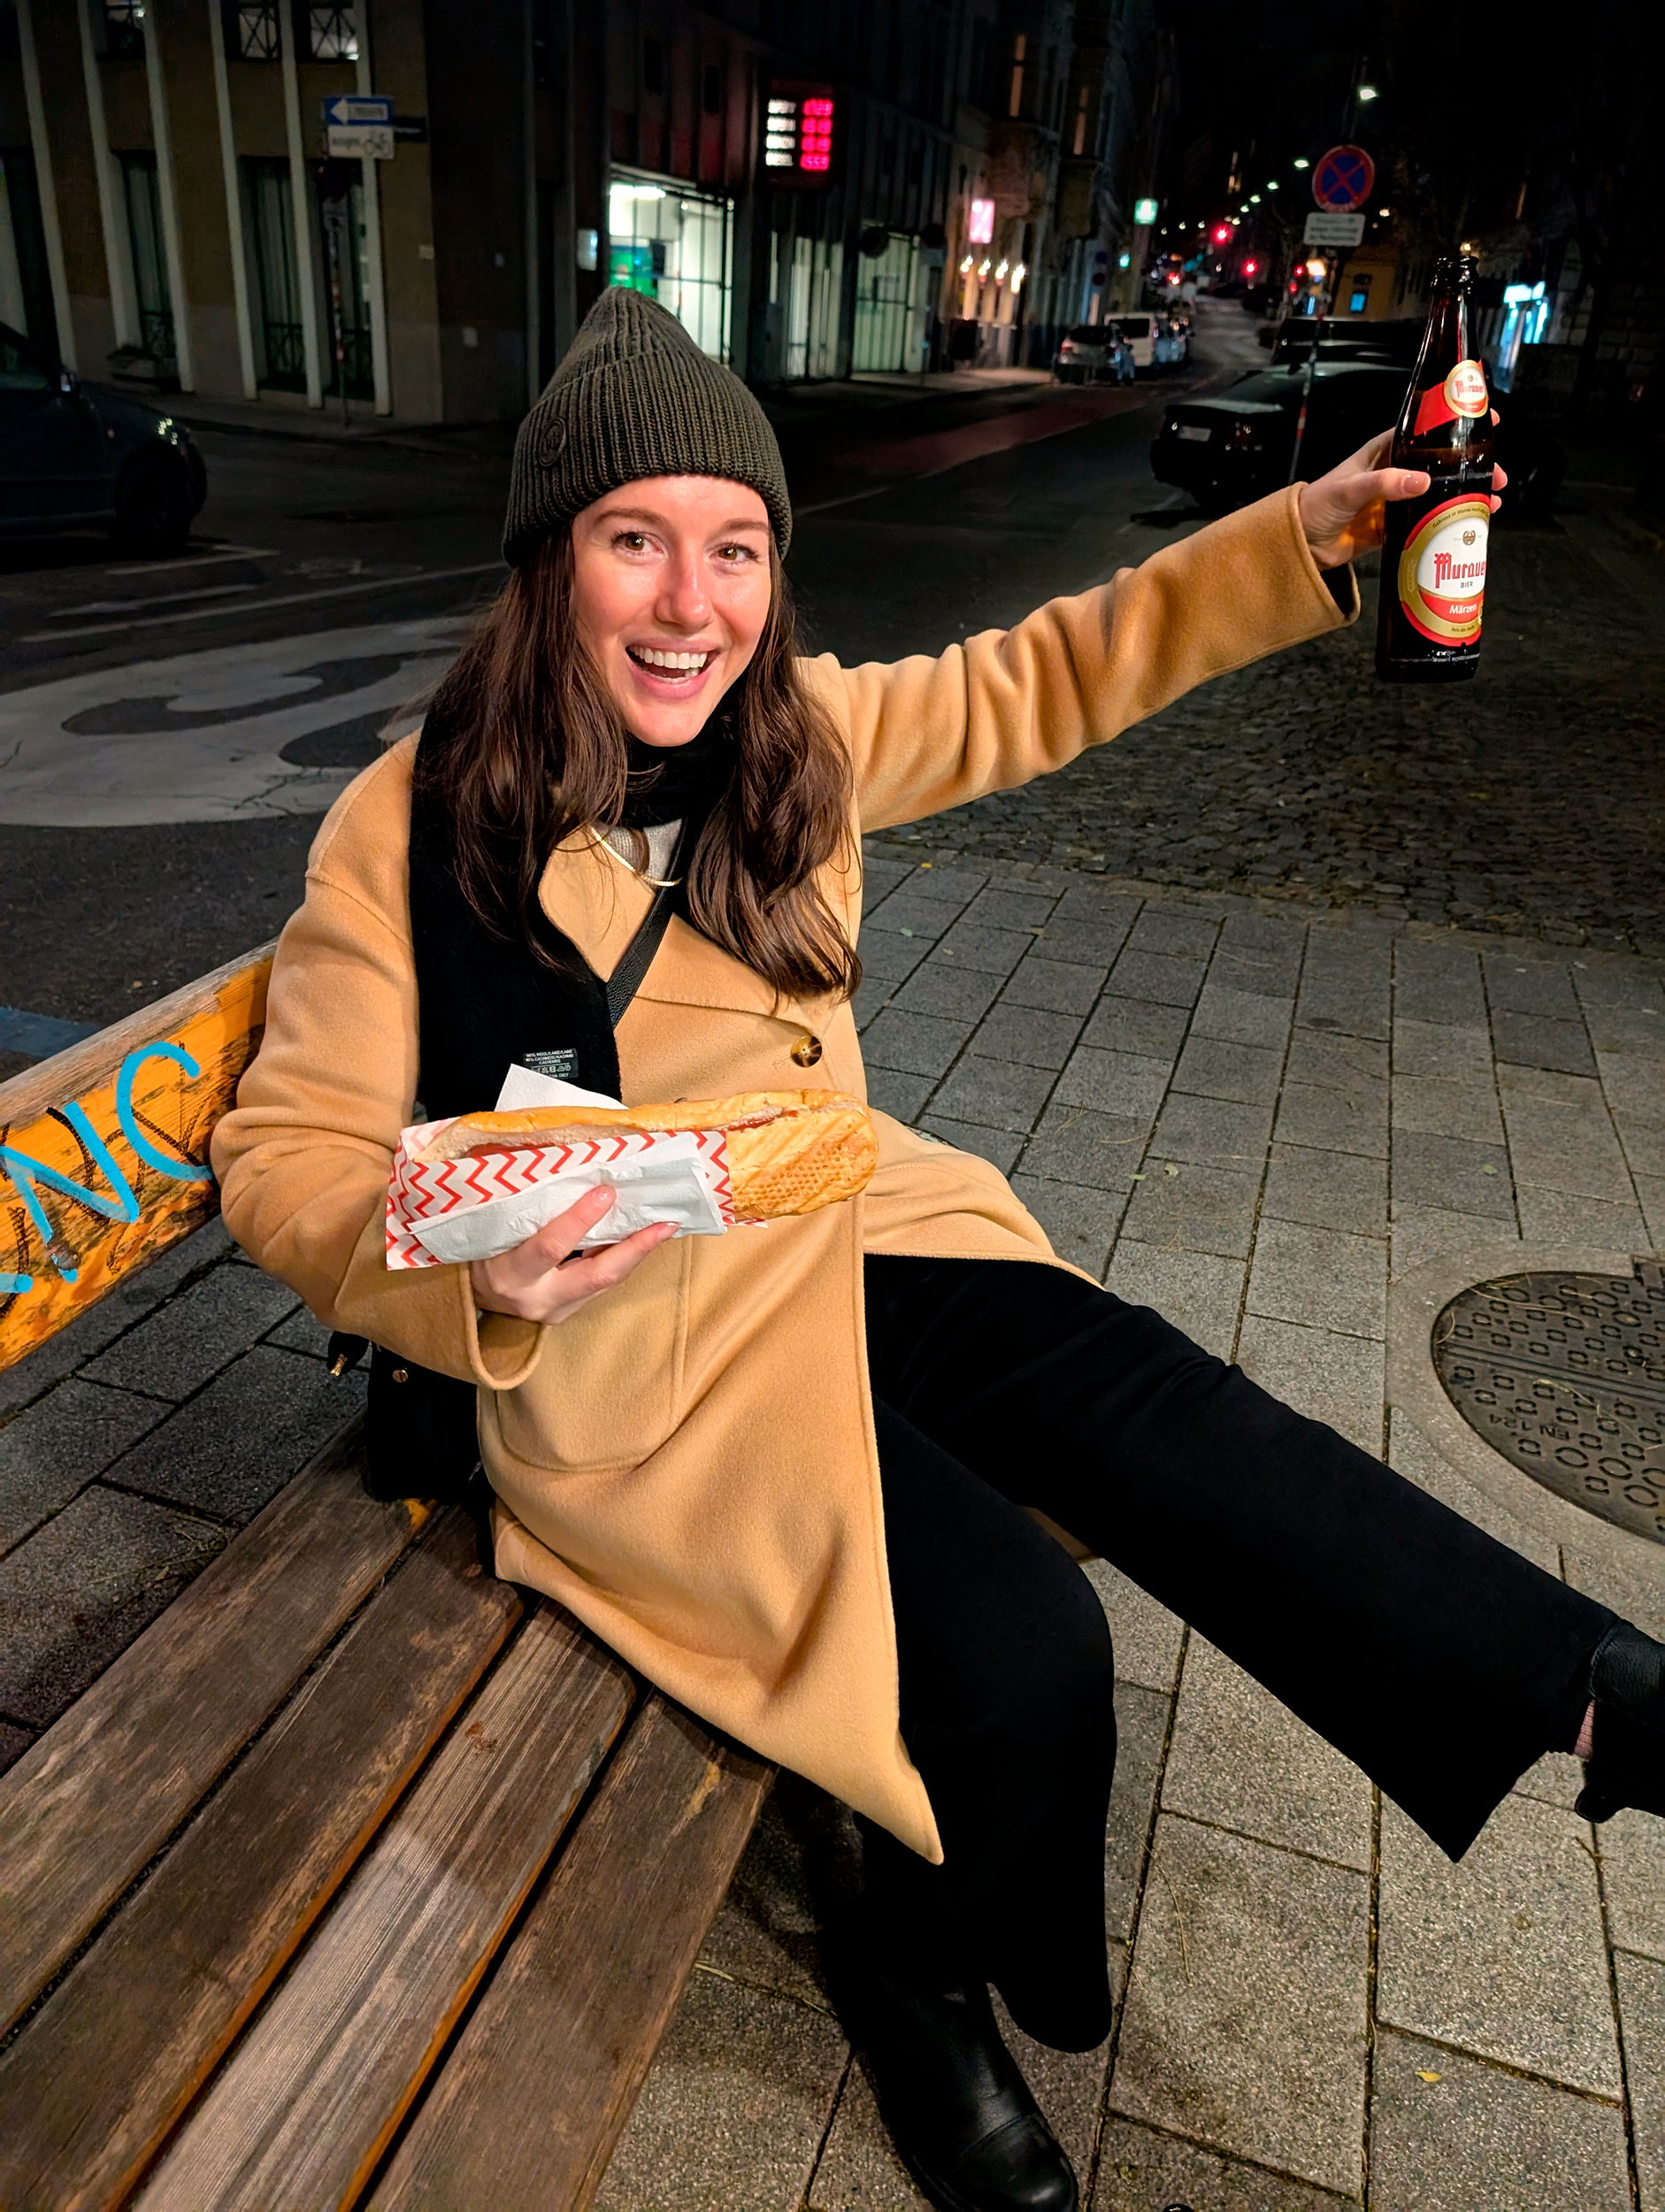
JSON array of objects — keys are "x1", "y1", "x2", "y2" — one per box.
[{"x1": 0, "y1": 848, "x2": 1661, "y2": 2208}]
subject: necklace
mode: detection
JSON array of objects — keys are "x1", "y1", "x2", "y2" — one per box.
[{"x1": 591, "y1": 826, "x2": 682, "y2": 890}]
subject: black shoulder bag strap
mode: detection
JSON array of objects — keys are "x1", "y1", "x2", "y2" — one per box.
[{"x1": 335, "y1": 789, "x2": 695, "y2": 1506}]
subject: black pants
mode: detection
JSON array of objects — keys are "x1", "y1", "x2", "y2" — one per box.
[{"x1": 860, "y1": 1256, "x2": 1615, "y2": 2053}]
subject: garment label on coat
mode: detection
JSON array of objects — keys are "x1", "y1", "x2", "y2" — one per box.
[{"x1": 1396, "y1": 494, "x2": 1490, "y2": 645}]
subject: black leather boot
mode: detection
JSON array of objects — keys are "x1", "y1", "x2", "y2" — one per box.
[
  {"x1": 1576, "y1": 1624, "x2": 1665, "y2": 1823},
  {"x1": 840, "y1": 1947, "x2": 1079, "y2": 2212}
]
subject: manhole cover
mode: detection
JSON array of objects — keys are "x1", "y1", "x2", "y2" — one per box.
[{"x1": 1433, "y1": 1262, "x2": 1665, "y2": 1544}]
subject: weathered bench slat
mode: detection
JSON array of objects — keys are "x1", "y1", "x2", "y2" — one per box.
[
  {"x1": 371, "y1": 1695, "x2": 771, "y2": 2211},
  {"x1": 0, "y1": 945, "x2": 273, "y2": 1367},
  {"x1": 0, "y1": 1415, "x2": 421, "y2": 2038},
  {"x1": 134, "y1": 1605, "x2": 636, "y2": 2212},
  {"x1": 0, "y1": 1508, "x2": 519, "y2": 2212}
]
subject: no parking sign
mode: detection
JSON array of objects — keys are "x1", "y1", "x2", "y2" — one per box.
[{"x1": 1312, "y1": 144, "x2": 1375, "y2": 211}]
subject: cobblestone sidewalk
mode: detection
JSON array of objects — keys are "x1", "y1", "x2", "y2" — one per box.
[
  {"x1": 0, "y1": 848, "x2": 1661, "y2": 2208},
  {"x1": 598, "y1": 848, "x2": 1665, "y2": 2212},
  {"x1": 900, "y1": 526, "x2": 1665, "y2": 956}
]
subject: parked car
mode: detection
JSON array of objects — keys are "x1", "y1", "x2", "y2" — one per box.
[
  {"x1": 1054, "y1": 322, "x2": 1135, "y2": 385},
  {"x1": 0, "y1": 322, "x2": 206, "y2": 554},
  {"x1": 1151, "y1": 360, "x2": 1411, "y2": 512},
  {"x1": 1270, "y1": 315, "x2": 1423, "y2": 367}
]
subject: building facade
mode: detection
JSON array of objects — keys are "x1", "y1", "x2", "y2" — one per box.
[{"x1": 0, "y1": 0, "x2": 1170, "y2": 422}]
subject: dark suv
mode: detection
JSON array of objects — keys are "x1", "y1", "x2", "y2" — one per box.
[{"x1": 0, "y1": 323, "x2": 206, "y2": 555}]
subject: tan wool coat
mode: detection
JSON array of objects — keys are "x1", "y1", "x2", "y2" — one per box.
[{"x1": 214, "y1": 487, "x2": 1354, "y2": 1862}]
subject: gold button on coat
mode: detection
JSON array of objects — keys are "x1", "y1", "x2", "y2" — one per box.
[{"x1": 790, "y1": 1033, "x2": 823, "y2": 1068}]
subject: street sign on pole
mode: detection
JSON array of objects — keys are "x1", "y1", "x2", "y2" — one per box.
[
  {"x1": 1312, "y1": 144, "x2": 1375, "y2": 211},
  {"x1": 323, "y1": 94, "x2": 393, "y2": 127},
  {"x1": 1304, "y1": 210, "x2": 1366, "y2": 247},
  {"x1": 326, "y1": 125, "x2": 394, "y2": 159}
]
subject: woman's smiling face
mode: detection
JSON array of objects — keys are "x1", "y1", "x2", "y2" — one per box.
[{"x1": 568, "y1": 474, "x2": 775, "y2": 748}]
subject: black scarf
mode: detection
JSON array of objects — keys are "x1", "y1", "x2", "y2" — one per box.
[{"x1": 409, "y1": 718, "x2": 735, "y2": 1118}]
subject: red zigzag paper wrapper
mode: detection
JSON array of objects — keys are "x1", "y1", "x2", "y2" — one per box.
[{"x1": 386, "y1": 1118, "x2": 738, "y2": 1270}]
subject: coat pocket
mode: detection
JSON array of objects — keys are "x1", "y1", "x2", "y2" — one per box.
[{"x1": 493, "y1": 1232, "x2": 689, "y2": 1472}]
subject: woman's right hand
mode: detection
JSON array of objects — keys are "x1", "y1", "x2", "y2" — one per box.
[{"x1": 471, "y1": 1187, "x2": 676, "y2": 1325}]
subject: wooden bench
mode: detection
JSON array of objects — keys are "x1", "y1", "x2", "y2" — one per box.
[{"x1": 0, "y1": 951, "x2": 771, "y2": 2208}]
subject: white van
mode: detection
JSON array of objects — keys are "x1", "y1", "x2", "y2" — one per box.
[{"x1": 1110, "y1": 313, "x2": 1156, "y2": 371}]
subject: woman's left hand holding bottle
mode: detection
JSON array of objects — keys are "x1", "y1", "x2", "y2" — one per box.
[{"x1": 471, "y1": 1187, "x2": 676, "y2": 1325}]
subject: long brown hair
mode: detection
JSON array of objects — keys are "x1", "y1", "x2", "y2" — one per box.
[{"x1": 412, "y1": 530, "x2": 859, "y2": 1002}]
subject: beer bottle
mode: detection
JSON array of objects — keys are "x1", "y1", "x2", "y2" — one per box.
[{"x1": 1375, "y1": 252, "x2": 1494, "y2": 683}]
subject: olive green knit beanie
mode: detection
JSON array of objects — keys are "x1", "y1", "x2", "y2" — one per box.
[{"x1": 503, "y1": 287, "x2": 791, "y2": 565}]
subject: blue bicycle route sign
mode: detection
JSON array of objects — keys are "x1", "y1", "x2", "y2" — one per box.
[{"x1": 1312, "y1": 144, "x2": 1375, "y2": 211}]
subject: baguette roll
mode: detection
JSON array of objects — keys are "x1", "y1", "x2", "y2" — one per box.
[{"x1": 418, "y1": 1089, "x2": 878, "y2": 1221}]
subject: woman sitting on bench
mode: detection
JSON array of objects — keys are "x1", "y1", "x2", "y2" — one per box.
[{"x1": 215, "y1": 291, "x2": 1664, "y2": 2212}]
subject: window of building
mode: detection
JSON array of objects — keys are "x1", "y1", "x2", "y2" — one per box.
[
  {"x1": 118, "y1": 151, "x2": 174, "y2": 365},
  {"x1": 1072, "y1": 84, "x2": 1090, "y2": 156},
  {"x1": 241, "y1": 157, "x2": 304, "y2": 389},
  {"x1": 305, "y1": 4, "x2": 359, "y2": 63},
  {"x1": 608, "y1": 172, "x2": 732, "y2": 362},
  {"x1": 0, "y1": 145, "x2": 59, "y2": 357},
  {"x1": 230, "y1": 4, "x2": 280, "y2": 60},
  {"x1": 702, "y1": 62, "x2": 723, "y2": 115},
  {"x1": 779, "y1": 230, "x2": 842, "y2": 380},
  {"x1": 104, "y1": 1, "x2": 146, "y2": 58},
  {"x1": 1009, "y1": 33, "x2": 1025, "y2": 119},
  {"x1": 852, "y1": 231, "x2": 921, "y2": 373},
  {"x1": 642, "y1": 39, "x2": 667, "y2": 96},
  {"x1": 315, "y1": 172, "x2": 372, "y2": 400}
]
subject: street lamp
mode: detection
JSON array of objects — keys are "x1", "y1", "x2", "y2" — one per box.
[
  {"x1": 1267, "y1": 180, "x2": 1278, "y2": 190},
  {"x1": 1249, "y1": 194, "x2": 1262, "y2": 204},
  {"x1": 1293, "y1": 157, "x2": 1310, "y2": 171},
  {"x1": 1356, "y1": 83, "x2": 1378, "y2": 102}
]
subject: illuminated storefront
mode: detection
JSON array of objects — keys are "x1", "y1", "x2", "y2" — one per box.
[{"x1": 607, "y1": 171, "x2": 733, "y2": 363}]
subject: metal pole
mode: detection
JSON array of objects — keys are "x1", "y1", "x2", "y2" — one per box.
[{"x1": 354, "y1": 3, "x2": 392, "y2": 415}]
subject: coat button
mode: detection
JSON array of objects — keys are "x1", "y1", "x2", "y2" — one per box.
[{"x1": 790, "y1": 1033, "x2": 823, "y2": 1068}]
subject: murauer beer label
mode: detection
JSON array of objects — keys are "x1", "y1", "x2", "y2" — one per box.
[
  {"x1": 1396, "y1": 494, "x2": 1490, "y2": 645},
  {"x1": 1411, "y1": 357, "x2": 1489, "y2": 436}
]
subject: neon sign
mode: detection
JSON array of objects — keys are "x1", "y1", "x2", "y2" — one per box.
[{"x1": 763, "y1": 83, "x2": 836, "y2": 184}]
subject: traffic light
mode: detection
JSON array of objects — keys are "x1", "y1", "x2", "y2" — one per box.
[
  {"x1": 1212, "y1": 224, "x2": 1231, "y2": 245},
  {"x1": 1243, "y1": 257, "x2": 1259, "y2": 277}
]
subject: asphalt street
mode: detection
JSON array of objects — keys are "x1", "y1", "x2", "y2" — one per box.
[
  {"x1": 0, "y1": 314, "x2": 1239, "y2": 1043},
  {"x1": 4, "y1": 299, "x2": 1659, "y2": 1061}
]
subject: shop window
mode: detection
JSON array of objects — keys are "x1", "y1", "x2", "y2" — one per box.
[
  {"x1": 315, "y1": 172, "x2": 372, "y2": 399},
  {"x1": 241, "y1": 157, "x2": 305, "y2": 390},
  {"x1": 783, "y1": 232, "x2": 842, "y2": 380},
  {"x1": 608, "y1": 172, "x2": 732, "y2": 363},
  {"x1": 852, "y1": 232, "x2": 920, "y2": 374},
  {"x1": 305, "y1": 4, "x2": 359, "y2": 62},
  {"x1": 230, "y1": 4, "x2": 280, "y2": 60},
  {"x1": 118, "y1": 151, "x2": 174, "y2": 366}
]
